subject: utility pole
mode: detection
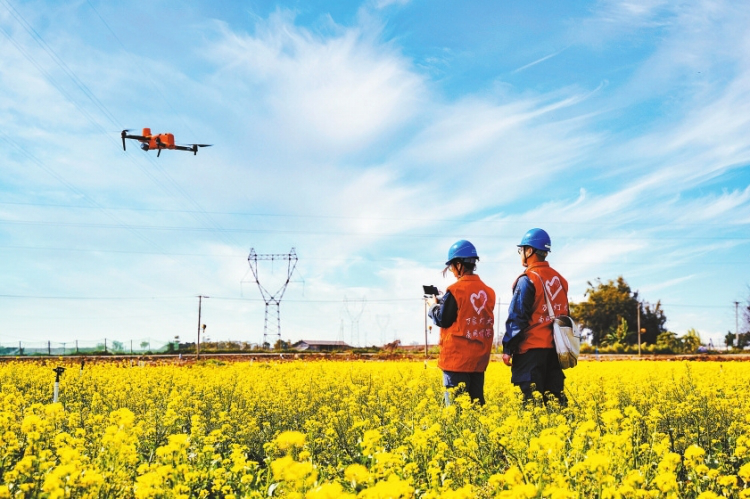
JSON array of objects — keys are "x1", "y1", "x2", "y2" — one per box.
[
  {"x1": 424, "y1": 299, "x2": 428, "y2": 360},
  {"x1": 736, "y1": 301, "x2": 740, "y2": 349},
  {"x1": 197, "y1": 295, "x2": 209, "y2": 358},
  {"x1": 637, "y1": 301, "x2": 641, "y2": 356}
]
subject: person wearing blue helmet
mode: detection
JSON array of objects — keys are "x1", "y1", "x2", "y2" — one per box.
[
  {"x1": 427, "y1": 240, "x2": 496, "y2": 405},
  {"x1": 502, "y1": 228, "x2": 569, "y2": 407}
]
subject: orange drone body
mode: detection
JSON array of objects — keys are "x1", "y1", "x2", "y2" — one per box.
[
  {"x1": 121, "y1": 128, "x2": 211, "y2": 157},
  {"x1": 142, "y1": 128, "x2": 175, "y2": 149}
]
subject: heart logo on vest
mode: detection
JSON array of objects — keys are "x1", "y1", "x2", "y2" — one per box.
[
  {"x1": 470, "y1": 290, "x2": 488, "y2": 315},
  {"x1": 545, "y1": 276, "x2": 563, "y2": 302}
]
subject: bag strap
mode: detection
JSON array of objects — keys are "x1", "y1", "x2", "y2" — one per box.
[{"x1": 529, "y1": 272, "x2": 556, "y2": 321}]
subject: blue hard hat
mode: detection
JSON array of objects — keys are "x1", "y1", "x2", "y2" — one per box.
[
  {"x1": 518, "y1": 228, "x2": 551, "y2": 252},
  {"x1": 446, "y1": 240, "x2": 479, "y2": 265}
]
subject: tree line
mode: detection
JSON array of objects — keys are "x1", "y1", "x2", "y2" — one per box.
[{"x1": 569, "y1": 276, "x2": 750, "y2": 353}]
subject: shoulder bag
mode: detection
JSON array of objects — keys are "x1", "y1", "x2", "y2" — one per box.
[{"x1": 530, "y1": 272, "x2": 581, "y2": 369}]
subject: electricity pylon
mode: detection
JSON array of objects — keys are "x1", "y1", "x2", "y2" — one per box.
[
  {"x1": 247, "y1": 248, "x2": 298, "y2": 347},
  {"x1": 376, "y1": 314, "x2": 390, "y2": 346},
  {"x1": 344, "y1": 295, "x2": 366, "y2": 347}
]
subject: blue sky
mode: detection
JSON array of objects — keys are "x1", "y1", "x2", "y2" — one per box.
[{"x1": 1, "y1": 0, "x2": 749, "y2": 349}]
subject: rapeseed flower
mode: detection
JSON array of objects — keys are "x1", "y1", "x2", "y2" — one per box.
[
  {"x1": 276, "y1": 431, "x2": 307, "y2": 451},
  {"x1": 0, "y1": 360, "x2": 747, "y2": 497}
]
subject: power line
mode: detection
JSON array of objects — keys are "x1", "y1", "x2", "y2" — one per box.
[
  {"x1": 0, "y1": 15, "x2": 109, "y2": 132},
  {"x1": 0, "y1": 294, "x2": 190, "y2": 300},
  {"x1": 2, "y1": 218, "x2": 750, "y2": 241},
  {"x1": 0, "y1": 0, "x2": 120, "y2": 125},
  {"x1": 0, "y1": 0, "x2": 241, "y2": 251},
  {"x1": 0, "y1": 245, "x2": 404, "y2": 262},
  {"x1": 0, "y1": 130, "x2": 176, "y2": 254},
  {"x1": 0, "y1": 293, "x2": 737, "y2": 308},
  {"x1": 84, "y1": 0, "x2": 200, "y2": 139},
  {"x1": 2, "y1": 200, "x2": 749, "y2": 230},
  {"x1": 0, "y1": 293, "x2": 417, "y2": 303},
  {"x1": 0, "y1": 129, "x2": 224, "y2": 283},
  {"x1": 80, "y1": 0, "x2": 241, "y2": 248},
  {"x1": 3, "y1": 244, "x2": 750, "y2": 266}
]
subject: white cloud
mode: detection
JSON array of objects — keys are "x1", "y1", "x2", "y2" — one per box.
[
  {"x1": 512, "y1": 49, "x2": 567, "y2": 74},
  {"x1": 639, "y1": 274, "x2": 696, "y2": 295},
  {"x1": 372, "y1": 0, "x2": 411, "y2": 9},
  {"x1": 575, "y1": 0, "x2": 673, "y2": 45},
  {"x1": 675, "y1": 186, "x2": 750, "y2": 223},
  {"x1": 204, "y1": 11, "x2": 425, "y2": 156}
]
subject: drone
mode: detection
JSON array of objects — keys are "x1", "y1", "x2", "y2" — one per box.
[{"x1": 121, "y1": 128, "x2": 211, "y2": 157}]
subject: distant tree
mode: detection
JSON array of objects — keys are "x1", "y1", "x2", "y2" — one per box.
[
  {"x1": 570, "y1": 276, "x2": 667, "y2": 346},
  {"x1": 140, "y1": 341, "x2": 149, "y2": 351},
  {"x1": 725, "y1": 331, "x2": 733, "y2": 348},
  {"x1": 681, "y1": 328, "x2": 702, "y2": 353},
  {"x1": 603, "y1": 318, "x2": 629, "y2": 346},
  {"x1": 273, "y1": 339, "x2": 290, "y2": 350},
  {"x1": 656, "y1": 331, "x2": 681, "y2": 352},
  {"x1": 727, "y1": 288, "x2": 750, "y2": 350},
  {"x1": 725, "y1": 331, "x2": 750, "y2": 350},
  {"x1": 111, "y1": 340, "x2": 124, "y2": 352},
  {"x1": 639, "y1": 301, "x2": 667, "y2": 345}
]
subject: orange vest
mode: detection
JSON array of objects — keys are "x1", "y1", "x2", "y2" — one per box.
[
  {"x1": 514, "y1": 262, "x2": 569, "y2": 354},
  {"x1": 438, "y1": 274, "x2": 496, "y2": 372}
]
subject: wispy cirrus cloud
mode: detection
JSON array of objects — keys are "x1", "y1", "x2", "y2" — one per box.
[
  {"x1": 203, "y1": 10, "x2": 425, "y2": 156},
  {"x1": 511, "y1": 48, "x2": 568, "y2": 74}
]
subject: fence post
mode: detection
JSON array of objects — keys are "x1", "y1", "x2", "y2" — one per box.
[
  {"x1": 48, "y1": 341, "x2": 51, "y2": 356},
  {"x1": 76, "y1": 340, "x2": 79, "y2": 354},
  {"x1": 18, "y1": 341, "x2": 22, "y2": 356},
  {"x1": 104, "y1": 339, "x2": 107, "y2": 353}
]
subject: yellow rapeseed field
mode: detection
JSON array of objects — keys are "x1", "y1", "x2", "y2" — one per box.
[{"x1": 0, "y1": 359, "x2": 749, "y2": 498}]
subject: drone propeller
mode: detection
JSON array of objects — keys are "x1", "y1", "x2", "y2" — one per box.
[
  {"x1": 121, "y1": 129, "x2": 148, "y2": 151},
  {"x1": 120, "y1": 129, "x2": 130, "y2": 150},
  {"x1": 189, "y1": 144, "x2": 213, "y2": 155}
]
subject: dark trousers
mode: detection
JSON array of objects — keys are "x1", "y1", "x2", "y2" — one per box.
[
  {"x1": 442, "y1": 371, "x2": 485, "y2": 405},
  {"x1": 511, "y1": 348, "x2": 567, "y2": 407}
]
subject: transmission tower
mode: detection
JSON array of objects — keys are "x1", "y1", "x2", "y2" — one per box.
[
  {"x1": 376, "y1": 315, "x2": 390, "y2": 346},
  {"x1": 344, "y1": 295, "x2": 366, "y2": 347},
  {"x1": 247, "y1": 248, "x2": 298, "y2": 347}
]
